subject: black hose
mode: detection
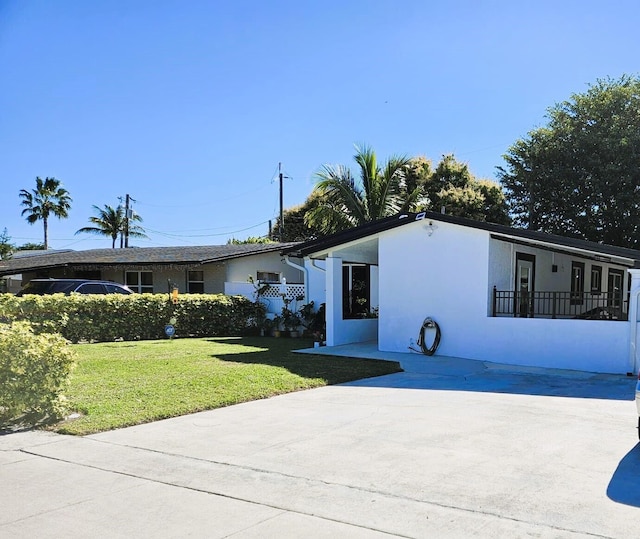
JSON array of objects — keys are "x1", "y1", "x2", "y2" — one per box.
[{"x1": 416, "y1": 317, "x2": 441, "y2": 356}]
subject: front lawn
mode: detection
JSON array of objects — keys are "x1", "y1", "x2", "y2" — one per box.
[{"x1": 56, "y1": 337, "x2": 401, "y2": 435}]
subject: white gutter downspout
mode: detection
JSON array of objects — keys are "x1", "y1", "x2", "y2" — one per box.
[
  {"x1": 310, "y1": 258, "x2": 325, "y2": 273},
  {"x1": 283, "y1": 256, "x2": 309, "y2": 302}
]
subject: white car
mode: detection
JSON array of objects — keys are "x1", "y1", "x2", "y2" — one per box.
[{"x1": 637, "y1": 373, "x2": 640, "y2": 439}]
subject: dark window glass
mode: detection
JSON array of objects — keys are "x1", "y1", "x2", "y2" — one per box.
[
  {"x1": 77, "y1": 283, "x2": 106, "y2": 294},
  {"x1": 105, "y1": 284, "x2": 131, "y2": 294},
  {"x1": 570, "y1": 262, "x2": 585, "y2": 305},
  {"x1": 591, "y1": 265, "x2": 602, "y2": 294},
  {"x1": 342, "y1": 264, "x2": 370, "y2": 319}
]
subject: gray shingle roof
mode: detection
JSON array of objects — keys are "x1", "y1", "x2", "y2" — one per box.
[{"x1": 0, "y1": 243, "x2": 299, "y2": 276}]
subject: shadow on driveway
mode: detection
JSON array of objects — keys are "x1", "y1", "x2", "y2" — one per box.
[
  {"x1": 344, "y1": 369, "x2": 635, "y2": 401},
  {"x1": 607, "y1": 443, "x2": 640, "y2": 507},
  {"x1": 209, "y1": 337, "x2": 635, "y2": 401},
  {"x1": 298, "y1": 343, "x2": 636, "y2": 401}
]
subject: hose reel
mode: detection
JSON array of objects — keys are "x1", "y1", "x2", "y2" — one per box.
[{"x1": 410, "y1": 317, "x2": 441, "y2": 356}]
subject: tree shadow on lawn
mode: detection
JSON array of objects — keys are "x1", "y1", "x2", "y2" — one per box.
[{"x1": 206, "y1": 337, "x2": 402, "y2": 385}]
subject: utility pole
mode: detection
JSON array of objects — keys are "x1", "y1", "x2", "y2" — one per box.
[
  {"x1": 279, "y1": 163, "x2": 284, "y2": 242},
  {"x1": 124, "y1": 194, "x2": 131, "y2": 248}
]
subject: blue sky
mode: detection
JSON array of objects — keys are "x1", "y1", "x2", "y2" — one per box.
[{"x1": 1, "y1": 0, "x2": 638, "y2": 250}]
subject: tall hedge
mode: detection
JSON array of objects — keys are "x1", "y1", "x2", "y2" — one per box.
[
  {"x1": 0, "y1": 321, "x2": 76, "y2": 426},
  {"x1": 0, "y1": 293, "x2": 264, "y2": 343}
]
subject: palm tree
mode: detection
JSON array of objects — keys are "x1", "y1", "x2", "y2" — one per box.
[
  {"x1": 76, "y1": 204, "x2": 148, "y2": 248},
  {"x1": 304, "y1": 145, "x2": 417, "y2": 235},
  {"x1": 19, "y1": 177, "x2": 72, "y2": 250}
]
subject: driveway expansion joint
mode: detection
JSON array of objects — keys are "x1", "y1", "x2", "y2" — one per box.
[{"x1": 19, "y1": 439, "x2": 615, "y2": 539}]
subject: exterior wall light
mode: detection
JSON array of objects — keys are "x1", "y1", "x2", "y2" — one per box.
[{"x1": 425, "y1": 221, "x2": 436, "y2": 236}]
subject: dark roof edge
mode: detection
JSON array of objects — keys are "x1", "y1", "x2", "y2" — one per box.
[
  {"x1": 281, "y1": 214, "x2": 416, "y2": 257},
  {"x1": 282, "y1": 210, "x2": 640, "y2": 262},
  {"x1": 200, "y1": 242, "x2": 298, "y2": 264}
]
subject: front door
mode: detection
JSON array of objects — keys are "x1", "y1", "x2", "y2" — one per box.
[
  {"x1": 515, "y1": 253, "x2": 535, "y2": 317},
  {"x1": 608, "y1": 269, "x2": 624, "y2": 310}
]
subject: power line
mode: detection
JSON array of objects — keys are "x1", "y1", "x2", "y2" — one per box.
[{"x1": 143, "y1": 220, "x2": 270, "y2": 238}]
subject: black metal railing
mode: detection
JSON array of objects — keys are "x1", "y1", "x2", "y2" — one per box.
[{"x1": 492, "y1": 287, "x2": 628, "y2": 320}]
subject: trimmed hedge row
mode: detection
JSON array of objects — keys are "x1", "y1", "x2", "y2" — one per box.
[{"x1": 0, "y1": 293, "x2": 264, "y2": 343}]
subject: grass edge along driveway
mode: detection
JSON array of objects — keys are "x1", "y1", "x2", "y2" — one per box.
[{"x1": 56, "y1": 336, "x2": 402, "y2": 436}]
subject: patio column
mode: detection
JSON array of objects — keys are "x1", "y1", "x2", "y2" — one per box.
[
  {"x1": 325, "y1": 256, "x2": 342, "y2": 347},
  {"x1": 627, "y1": 269, "x2": 640, "y2": 374}
]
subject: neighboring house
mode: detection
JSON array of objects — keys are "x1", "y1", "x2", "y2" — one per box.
[
  {"x1": 0, "y1": 244, "x2": 304, "y2": 313},
  {"x1": 0, "y1": 249, "x2": 74, "y2": 294},
  {"x1": 282, "y1": 211, "x2": 640, "y2": 374}
]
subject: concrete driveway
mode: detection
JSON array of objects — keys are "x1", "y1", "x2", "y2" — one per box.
[{"x1": 1, "y1": 352, "x2": 639, "y2": 538}]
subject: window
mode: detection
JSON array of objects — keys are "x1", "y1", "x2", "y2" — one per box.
[
  {"x1": 76, "y1": 283, "x2": 107, "y2": 294},
  {"x1": 257, "y1": 271, "x2": 280, "y2": 283},
  {"x1": 591, "y1": 265, "x2": 602, "y2": 294},
  {"x1": 515, "y1": 252, "x2": 535, "y2": 317},
  {"x1": 126, "y1": 271, "x2": 153, "y2": 293},
  {"x1": 570, "y1": 262, "x2": 585, "y2": 305},
  {"x1": 188, "y1": 270, "x2": 204, "y2": 293},
  {"x1": 608, "y1": 269, "x2": 624, "y2": 309},
  {"x1": 342, "y1": 264, "x2": 370, "y2": 319},
  {"x1": 104, "y1": 283, "x2": 132, "y2": 294}
]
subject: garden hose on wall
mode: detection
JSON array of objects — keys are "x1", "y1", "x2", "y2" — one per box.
[{"x1": 410, "y1": 317, "x2": 441, "y2": 356}]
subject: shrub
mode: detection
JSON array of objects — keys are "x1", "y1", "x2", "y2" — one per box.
[
  {"x1": 0, "y1": 321, "x2": 76, "y2": 427},
  {"x1": 0, "y1": 293, "x2": 260, "y2": 343}
]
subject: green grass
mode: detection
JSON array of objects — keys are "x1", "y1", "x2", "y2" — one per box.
[{"x1": 54, "y1": 337, "x2": 402, "y2": 435}]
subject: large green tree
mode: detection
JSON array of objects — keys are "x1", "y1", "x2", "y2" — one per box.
[
  {"x1": 19, "y1": 177, "x2": 72, "y2": 250},
  {"x1": 497, "y1": 75, "x2": 640, "y2": 248},
  {"x1": 270, "y1": 190, "x2": 326, "y2": 242},
  {"x1": 227, "y1": 236, "x2": 274, "y2": 245},
  {"x1": 304, "y1": 145, "x2": 417, "y2": 235},
  {"x1": 75, "y1": 204, "x2": 147, "y2": 248},
  {"x1": 404, "y1": 154, "x2": 510, "y2": 224},
  {"x1": 281, "y1": 150, "x2": 509, "y2": 241}
]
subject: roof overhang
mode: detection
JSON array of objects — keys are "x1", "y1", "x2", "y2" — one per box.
[
  {"x1": 490, "y1": 233, "x2": 637, "y2": 267},
  {"x1": 282, "y1": 211, "x2": 640, "y2": 268}
]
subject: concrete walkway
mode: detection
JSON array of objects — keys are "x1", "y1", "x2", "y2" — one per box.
[{"x1": 2, "y1": 348, "x2": 638, "y2": 538}]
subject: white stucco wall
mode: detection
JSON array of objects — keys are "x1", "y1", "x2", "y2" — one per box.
[
  {"x1": 321, "y1": 257, "x2": 377, "y2": 345},
  {"x1": 378, "y1": 218, "x2": 490, "y2": 356},
  {"x1": 377, "y1": 219, "x2": 630, "y2": 374},
  {"x1": 225, "y1": 253, "x2": 303, "y2": 284},
  {"x1": 305, "y1": 258, "x2": 327, "y2": 311}
]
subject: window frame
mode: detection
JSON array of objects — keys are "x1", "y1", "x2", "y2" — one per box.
[
  {"x1": 125, "y1": 270, "x2": 154, "y2": 293},
  {"x1": 570, "y1": 261, "x2": 585, "y2": 305},
  {"x1": 256, "y1": 271, "x2": 280, "y2": 284},
  {"x1": 187, "y1": 270, "x2": 205, "y2": 293},
  {"x1": 590, "y1": 265, "x2": 602, "y2": 294},
  {"x1": 342, "y1": 263, "x2": 371, "y2": 319}
]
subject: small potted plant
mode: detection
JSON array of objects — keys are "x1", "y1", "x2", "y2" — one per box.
[
  {"x1": 283, "y1": 309, "x2": 302, "y2": 338},
  {"x1": 272, "y1": 314, "x2": 283, "y2": 337},
  {"x1": 261, "y1": 317, "x2": 274, "y2": 337}
]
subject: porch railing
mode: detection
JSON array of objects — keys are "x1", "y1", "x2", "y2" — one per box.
[{"x1": 492, "y1": 287, "x2": 628, "y2": 320}]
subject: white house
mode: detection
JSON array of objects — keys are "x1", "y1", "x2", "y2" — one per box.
[{"x1": 283, "y1": 211, "x2": 640, "y2": 375}]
